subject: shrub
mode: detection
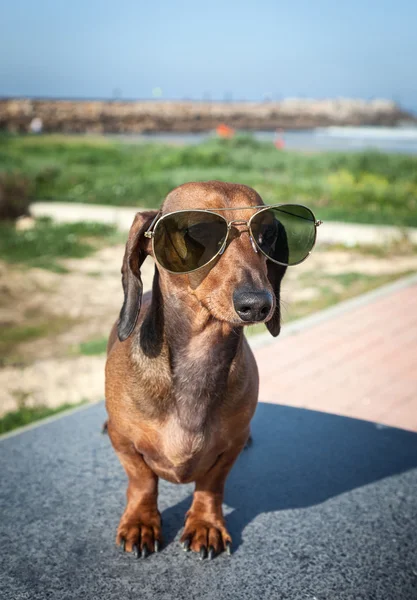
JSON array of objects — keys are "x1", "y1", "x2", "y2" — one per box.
[{"x1": 0, "y1": 171, "x2": 32, "y2": 221}]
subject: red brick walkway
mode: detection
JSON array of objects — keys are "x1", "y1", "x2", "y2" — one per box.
[{"x1": 255, "y1": 280, "x2": 417, "y2": 432}]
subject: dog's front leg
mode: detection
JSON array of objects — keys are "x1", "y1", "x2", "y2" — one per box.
[
  {"x1": 108, "y1": 425, "x2": 162, "y2": 557},
  {"x1": 180, "y1": 434, "x2": 248, "y2": 559}
]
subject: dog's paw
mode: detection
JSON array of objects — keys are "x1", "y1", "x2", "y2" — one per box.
[
  {"x1": 180, "y1": 515, "x2": 232, "y2": 560},
  {"x1": 116, "y1": 514, "x2": 162, "y2": 558}
]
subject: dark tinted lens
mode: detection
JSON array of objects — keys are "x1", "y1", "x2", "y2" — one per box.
[
  {"x1": 153, "y1": 211, "x2": 228, "y2": 273},
  {"x1": 251, "y1": 204, "x2": 316, "y2": 265}
]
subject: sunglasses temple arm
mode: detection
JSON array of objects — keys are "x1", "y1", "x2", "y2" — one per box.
[{"x1": 144, "y1": 211, "x2": 162, "y2": 238}]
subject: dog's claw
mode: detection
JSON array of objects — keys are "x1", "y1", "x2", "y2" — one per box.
[
  {"x1": 208, "y1": 546, "x2": 215, "y2": 560},
  {"x1": 244, "y1": 434, "x2": 253, "y2": 450},
  {"x1": 120, "y1": 538, "x2": 126, "y2": 552},
  {"x1": 182, "y1": 538, "x2": 191, "y2": 552},
  {"x1": 141, "y1": 543, "x2": 149, "y2": 559},
  {"x1": 154, "y1": 540, "x2": 161, "y2": 553},
  {"x1": 225, "y1": 541, "x2": 232, "y2": 556},
  {"x1": 199, "y1": 546, "x2": 207, "y2": 560},
  {"x1": 132, "y1": 544, "x2": 140, "y2": 559}
]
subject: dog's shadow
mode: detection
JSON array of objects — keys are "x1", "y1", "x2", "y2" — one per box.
[{"x1": 160, "y1": 403, "x2": 417, "y2": 550}]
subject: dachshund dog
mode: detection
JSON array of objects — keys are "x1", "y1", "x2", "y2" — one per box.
[{"x1": 105, "y1": 181, "x2": 288, "y2": 560}]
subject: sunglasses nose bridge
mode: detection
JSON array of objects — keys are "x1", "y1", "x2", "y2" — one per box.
[
  {"x1": 228, "y1": 220, "x2": 250, "y2": 236},
  {"x1": 225, "y1": 220, "x2": 259, "y2": 254},
  {"x1": 229, "y1": 219, "x2": 249, "y2": 227}
]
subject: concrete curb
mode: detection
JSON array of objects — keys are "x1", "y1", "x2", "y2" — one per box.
[
  {"x1": 30, "y1": 201, "x2": 417, "y2": 245},
  {"x1": 31, "y1": 202, "x2": 140, "y2": 231},
  {"x1": 249, "y1": 271, "x2": 417, "y2": 349}
]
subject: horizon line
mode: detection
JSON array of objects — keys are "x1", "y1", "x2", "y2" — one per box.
[{"x1": 0, "y1": 94, "x2": 408, "y2": 105}]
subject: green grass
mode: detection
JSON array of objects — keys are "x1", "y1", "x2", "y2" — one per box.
[
  {"x1": 1, "y1": 323, "x2": 52, "y2": 346},
  {"x1": 78, "y1": 337, "x2": 108, "y2": 356},
  {"x1": 0, "y1": 217, "x2": 122, "y2": 271},
  {"x1": 0, "y1": 399, "x2": 87, "y2": 435},
  {"x1": 1, "y1": 133, "x2": 417, "y2": 226}
]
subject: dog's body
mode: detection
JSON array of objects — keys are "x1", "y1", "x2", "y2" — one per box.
[{"x1": 105, "y1": 181, "x2": 286, "y2": 558}]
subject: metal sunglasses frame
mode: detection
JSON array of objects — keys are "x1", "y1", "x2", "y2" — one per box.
[{"x1": 144, "y1": 203, "x2": 323, "y2": 274}]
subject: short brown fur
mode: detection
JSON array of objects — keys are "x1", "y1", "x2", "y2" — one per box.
[{"x1": 105, "y1": 181, "x2": 287, "y2": 558}]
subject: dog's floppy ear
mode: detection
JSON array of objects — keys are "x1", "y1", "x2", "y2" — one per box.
[
  {"x1": 266, "y1": 220, "x2": 288, "y2": 337},
  {"x1": 118, "y1": 210, "x2": 158, "y2": 342},
  {"x1": 266, "y1": 261, "x2": 287, "y2": 337}
]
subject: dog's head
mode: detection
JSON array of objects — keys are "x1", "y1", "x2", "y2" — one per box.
[{"x1": 117, "y1": 181, "x2": 287, "y2": 341}]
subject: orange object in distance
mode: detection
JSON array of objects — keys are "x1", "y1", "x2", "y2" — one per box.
[{"x1": 216, "y1": 123, "x2": 235, "y2": 138}]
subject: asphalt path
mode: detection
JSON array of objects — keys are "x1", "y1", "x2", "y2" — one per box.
[{"x1": 1, "y1": 402, "x2": 417, "y2": 599}]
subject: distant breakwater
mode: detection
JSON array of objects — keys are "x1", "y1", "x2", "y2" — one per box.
[{"x1": 0, "y1": 98, "x2": 415, "y2": 134}]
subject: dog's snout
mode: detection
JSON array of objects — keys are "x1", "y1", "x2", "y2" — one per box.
[{"x1": 233, "y1": 289, "x2": 273, "y2": 323}]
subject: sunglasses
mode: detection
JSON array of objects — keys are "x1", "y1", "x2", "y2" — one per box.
[{"x1": 144, "y1": 204, "x2": 322, "y2": 274}]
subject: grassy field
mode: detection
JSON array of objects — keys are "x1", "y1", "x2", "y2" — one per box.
[{"x1": 1, "y1": 133, "x2": 417, "y2": 226}]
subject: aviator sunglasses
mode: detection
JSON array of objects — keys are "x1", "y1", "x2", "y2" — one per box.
[{"x1": 144, "y1": 204, "x2": 323, "y2": 274}]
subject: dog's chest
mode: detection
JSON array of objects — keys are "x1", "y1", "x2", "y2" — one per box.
[
  {"x1": 165, "y1": 417, "x2": 206, "y2": 459},
  {"x1": 139, "y1": 416, "x2": 219, "y2": 484}
]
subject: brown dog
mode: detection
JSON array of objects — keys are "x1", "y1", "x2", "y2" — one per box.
[{"x1": 105, "y1": 181, "x2": 287, "y2": 559}]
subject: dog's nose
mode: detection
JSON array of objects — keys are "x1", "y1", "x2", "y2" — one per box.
[{"x1": 233, "y1": 289, "x2": 273, "y2": 322}]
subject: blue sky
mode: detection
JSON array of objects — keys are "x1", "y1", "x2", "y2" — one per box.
[{"x1": 1, "y1": 0, "x2": 417, "y2": 111}]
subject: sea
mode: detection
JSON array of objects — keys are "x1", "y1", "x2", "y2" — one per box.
[{"x1": 112, "y1": 126, "x2": 417, "y2": 154}]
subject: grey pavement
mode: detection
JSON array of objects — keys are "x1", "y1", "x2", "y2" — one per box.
[
  {"x1": 1, "y1": 402, "x2": 417, "y2": 599},
  {"x1": 30, "y1": 201, "x2": 417, "y2": 246}
]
